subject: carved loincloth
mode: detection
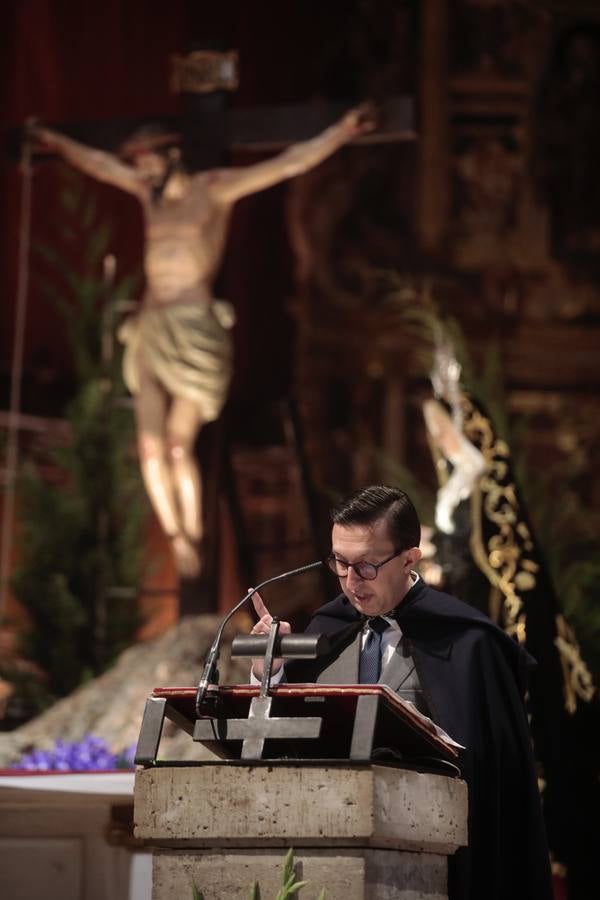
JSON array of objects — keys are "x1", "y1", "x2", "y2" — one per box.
[{"x1": 119, "y1": 299, "x2": 235, "y2": 422}]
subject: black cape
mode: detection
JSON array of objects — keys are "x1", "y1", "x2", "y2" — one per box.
[{"x1": 286, "y1": 578, "x2": 553, "y2": 900}]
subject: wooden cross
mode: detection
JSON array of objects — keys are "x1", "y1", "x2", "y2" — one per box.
[{"x1": 17, "y1": 96, "x2": 414, "y2": 168}]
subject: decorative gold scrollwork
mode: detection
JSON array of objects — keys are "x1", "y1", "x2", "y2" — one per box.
[
  {"x1": 554, "y1": 614, "x2": 596, "y2": 713},
  {"x1": 463, "y1": 394, "x2": 537, "y2": 643},
  {"x1": 461, "y1": 394, "x2": 596, "y2": 710}
]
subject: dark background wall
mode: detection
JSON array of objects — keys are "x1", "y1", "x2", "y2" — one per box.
[{"x1": 0, "y1": 0, "x2": 397, "y2": 415}]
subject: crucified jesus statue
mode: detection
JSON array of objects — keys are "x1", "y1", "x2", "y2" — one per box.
[{"x1": 30, "y1": 107, "x2": 375, "y2": 577}]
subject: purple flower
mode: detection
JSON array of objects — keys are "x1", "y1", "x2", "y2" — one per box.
[
  {"x1": 116, "y1": 742, "x2": 137, "y2": 769},
  {"x1": 12, "y1": 734, "x2": 135, "y2": 771}
]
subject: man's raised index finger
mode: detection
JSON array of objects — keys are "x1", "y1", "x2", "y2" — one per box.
[{"x1": 251, "y1": 590, "x2": 271, "y2": 620}]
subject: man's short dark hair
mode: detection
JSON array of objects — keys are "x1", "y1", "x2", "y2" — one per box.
[{"x1": 331, "y1": 485, "x2": 421, "y2": 550}]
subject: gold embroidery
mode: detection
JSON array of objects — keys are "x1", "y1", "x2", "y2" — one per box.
[
  {"x1": 461, "y1": 395, "x2": 596, "y2": 709},
  {"x1": 425, "y1": 333, "x2": 596, "y2": 710},
  {"x1": 554, "y1": 614, "x2": 596, "y2": 713},
  {"x1": 462, "y1": 395, "x2": 536, "y2": 643}
]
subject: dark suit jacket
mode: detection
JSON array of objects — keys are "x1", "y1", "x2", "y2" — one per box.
[{"x1": 286, "y1": 579, "x2": 553, "y2": 900}]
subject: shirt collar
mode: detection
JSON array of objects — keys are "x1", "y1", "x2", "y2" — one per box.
[{"x1": 361, "y1": 572, "x2": 420, "y2": 631}]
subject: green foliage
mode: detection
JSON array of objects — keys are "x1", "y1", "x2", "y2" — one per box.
[
  {"x1": 380, "y1": 272, "x2": 513, "y2": 438},
  {"x1": 275, "y1": 848, "x2": 309, "y2": 898},
  {"x1": 191, "y1": 849, "x2": 325, "y2": 899},
  {"x1": 373, "y1": 451, "x2": 436, "y2": 528},
  {"x1": 10, "y1": 170, "x2": 147, "y2": 700}
]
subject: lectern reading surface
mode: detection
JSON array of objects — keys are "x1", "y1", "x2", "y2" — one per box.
[{"x1": 135, "y1": 683, "x2": 461, "y2": 772}]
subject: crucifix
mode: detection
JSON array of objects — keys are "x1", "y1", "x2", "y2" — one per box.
[{"x1": 15, "y1": 48, "x2": 414, "y2": 593}]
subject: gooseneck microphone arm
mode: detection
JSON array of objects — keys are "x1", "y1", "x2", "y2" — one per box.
[{"x1": 195, "y1": 559, "x2": 324, "y2": 715}]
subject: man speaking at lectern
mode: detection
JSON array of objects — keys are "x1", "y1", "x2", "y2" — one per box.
[{"x1": 250, "y1": 485, "x2": 553, "y2": 900}]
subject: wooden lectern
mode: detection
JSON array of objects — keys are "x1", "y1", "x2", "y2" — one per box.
[
  {"x1": 135, "y1": 683, "x2": 460, "y2": 770},
  {"x1": 135, "y1": 621, "x2": 460, "y2": 770}
]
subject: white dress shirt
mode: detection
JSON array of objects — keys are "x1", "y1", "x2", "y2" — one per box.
[{"x1": 250, "y1": 573, "x2": 419, "y2": 685}]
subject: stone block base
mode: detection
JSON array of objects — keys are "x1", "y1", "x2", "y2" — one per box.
[
  {"x1": 152, "y1": 847, "x2": 448, "y2": 900},
  {"x1": 135, "y1": 764, "x2": 467, "y2": 900}
]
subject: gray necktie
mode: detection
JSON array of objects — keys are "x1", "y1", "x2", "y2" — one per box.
[{"x1": 359, "y1": 617, "x2": 388, "y2": 683}]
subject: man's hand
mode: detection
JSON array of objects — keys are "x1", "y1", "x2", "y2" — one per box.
[{"x1": 250, "y1": 590, "x2": 291, "y2": 679}]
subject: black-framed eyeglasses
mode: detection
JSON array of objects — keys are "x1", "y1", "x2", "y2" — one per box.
[{"x1": 324, "y1": 549, "x2": 405, "y2": 581}]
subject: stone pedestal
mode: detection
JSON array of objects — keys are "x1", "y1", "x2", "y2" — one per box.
[{"x1": 134, "y1": 764, "x2": 468, "y2": 899}]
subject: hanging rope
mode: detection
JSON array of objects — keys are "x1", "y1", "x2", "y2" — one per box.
[{"x1": 0, "y1": 137, "x2": 33, "y2": 621}]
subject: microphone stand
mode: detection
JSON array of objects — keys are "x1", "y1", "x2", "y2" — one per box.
[
  {"x1": 195, "y1": 559, "x2": 323, "y2": 716},
  {"x1": 259, "y1": 616, "x2": 281, "y2": 698}
]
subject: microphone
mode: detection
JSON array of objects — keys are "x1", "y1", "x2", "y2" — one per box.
[{"x1": 195, "y1": 559, "x2": 324, "y2": 715}]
